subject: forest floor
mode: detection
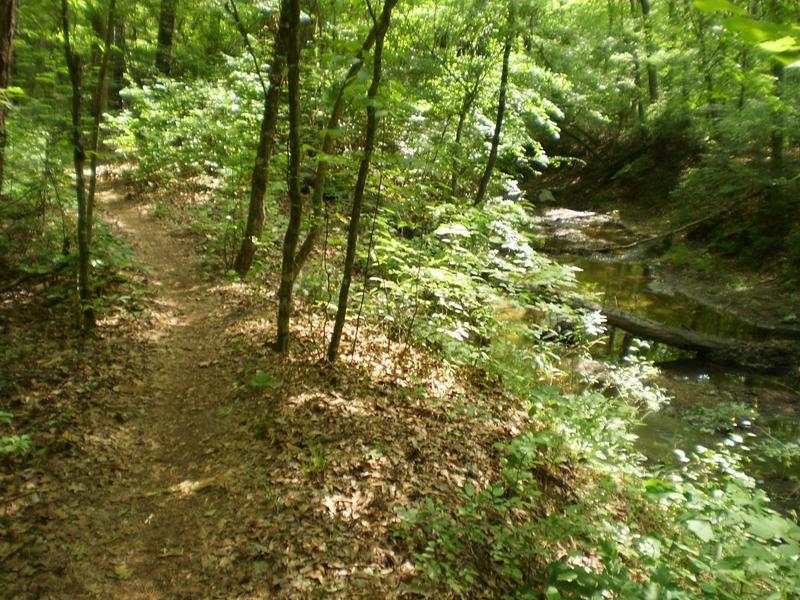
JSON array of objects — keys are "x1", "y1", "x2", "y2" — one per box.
[{"x1": 1, "y1": 182, "x2": 529, "y2": 598}]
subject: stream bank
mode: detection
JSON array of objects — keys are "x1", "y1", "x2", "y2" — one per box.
[{"x1": 523, "y1": 205, "x2": 800, "y2": 512}]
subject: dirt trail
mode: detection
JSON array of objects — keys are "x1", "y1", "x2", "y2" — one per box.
[
  {"x1": 3, "y1": 185, "x2": 523, "y2": 598},
  {"x1": 64, "y1": 189, "x2": 248, "y2": 596}
]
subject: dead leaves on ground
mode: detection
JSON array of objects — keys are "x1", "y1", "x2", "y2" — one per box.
[{"x1": 1, "y1": 194, "x2": 531, "y2": 598}]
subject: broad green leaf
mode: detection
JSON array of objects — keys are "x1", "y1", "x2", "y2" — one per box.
[
  {"x1": 545, "y1": 587, "x2": 562, "y2": 600},
  {"x1": 743, "y1": 514, "x2": 792, "y2": 540},
  {"x1": 724, "y1": 16, "x2": 790, "y2": 44},
  {"x1": 694, "y1": 0, "x2": 745, "y2": 15},
  {"x1": 686, "y1": 519, "x2": 715, "y2": 542},
  {"x1": 434, "y1": 223, "x2": 471, "y2": 237},
  {"x1": 760, "y1": 36, "x2": 800, "y2": 53},
  {"x1": 248, "y1": 370, "x2": 276, "y2": 389}
]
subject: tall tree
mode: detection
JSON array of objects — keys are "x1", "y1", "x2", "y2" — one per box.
[
  {"x1": 61, "y1": 0, "x2": 94, "y2": 331},
  {"x1": 87, "y1": 0, "x2": 117, "y2": 245},
  {"x1": 275, "y1": 0, "x2": 302, "y2": 353},
  {"x1": 473, "y1": 1, "x2": 514, "y2": 207},
  {"x1": 768, "y1": 0, "x2": 784, "y2": 178},
  {"x1": 61, "y1": 0, "x2": 116, "y2": 332},
  {"x1": 155, "y1": 0, "x2": 178, "y2": 75},
  {"x1": 639, "y1": 0, "x2": 658, "y2": 102},
  {"x1": 327, "y1": 0, "x2": 397, "y2": 364},
  {"x1": 232, "y1": 0, "x2": 291, "y2": 277},
  {"x1": 0, "y1": 0, "x2": 17, "y2": 194}
]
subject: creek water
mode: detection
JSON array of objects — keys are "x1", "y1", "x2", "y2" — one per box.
[{"x1": 534, "y1": 208, "x2": 800, "y2": 512}]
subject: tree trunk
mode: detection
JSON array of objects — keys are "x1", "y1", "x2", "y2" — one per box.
[
  {"x1": 155, "y1": 0, "x2": 178, "y2": 75},
  {"x1": 275, "y1": 0, "x2": 302, "y2": 353},
  {"x1": 233, "y1": 0, "x2": 291, "y2": 277},
  {"x1": 292, "y1": 0, "x2": 399, "y2": 279},
  {"x1": 597, "y1": 303, "x2": 800, "y2": 373},
  {"x1": 517, "y1": 282, "x2": 800, "y2": 372},
  {"x1": 473, "y1": 2, "x2": 514, "y2": 207},
  {"x1": 109, "y1": 21, "x2": 127, "y2": 108},
  {"x1": 87, "y1": 0, "x2": 117, "y2": 247},
  {"x1": 327, "y1": 0, "x2": 397, "y2": 364},
  {"x1": 450, "y1": 79, "x2": 480, "y2": 198},
  {"x1": 639, "y1": 0, "x2": 658, "y2": 102},
  {"x1": 0, "y1": 0, "x2": 17, "y2": 194},
  {"x1": 61, "y1": 0, "x2": 94, "y2": 331},
  {"x1": 770, "y1": 62, "x2": 784, "y2": 178}
]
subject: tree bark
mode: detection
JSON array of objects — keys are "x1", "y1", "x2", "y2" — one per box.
[
  {"x1": 596, "y1": 303, "x2": 800, "y2": 373},
  {"x1": 87, "y1": 0, "x2": 117, "y2": 246},
  {"x1": 0, "y1": 0, "x2": 17, "y2": 194},
  {"x1": 450, "y1": 78, "x2": 480, "y2": 198},
  {"x1": 275, "y1": 0, "x2": 302, "y2": 353},
  {"x1": 61, "y1": 0, "x2": 94, "y2": 331},
  {"x1": 109, "y1": 21, "x2": 127, "y2": 108},
  {"x1": 155, "y1": 0, "x2": 178, "y2": 75},
  {"x1": 639, "y1": 0, "x2": 658, "y2": 102},
  {"x1": 233, "y1": 0, "x2": 291, "y2": 277},
  {"x1": 767, "y1": 0, "x2": 784, "y2": 179},
  {"x1": 770, "y1": 60, "x2": 784, "y2": 178},
  {"x1": 327, "y1": 0, "x2": 396, "y2": 364},
  {"x1": 473, "y1": 2, "x2": 514, "y2": 207}
]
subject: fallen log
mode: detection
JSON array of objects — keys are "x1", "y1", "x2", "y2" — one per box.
[
  {"x1": 505, "y1": 280, "x2": 800, "y2": 373},
  {"x1": 592, "y1": 211, "x2": 725, "y2": 254},
  {"x1": 579, "y1": 299, "x2": 800, "y2": 373}
]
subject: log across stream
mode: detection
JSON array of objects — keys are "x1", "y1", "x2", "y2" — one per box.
[
  {"x1": 504, "y1": 206, "x2": 800, "y2": 511},
  {"x1": 583, "y1": 300, "x2": 800, "y2": 373}
]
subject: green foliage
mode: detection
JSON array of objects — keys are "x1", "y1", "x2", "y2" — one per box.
[
  {"x1": 682, "y1": 402, "x2": 758, "y2": 436},
  {"x1": 0, "y1": 412, "x2": 31, "y2": 457},
  {"x1": 248, "y1": 370, "x2": 277, "y2": 390},
  {"x1": 366, "y1": 191, "x2": 579, "y2": 365},
  {"x1": 398, "y1": 384, "x2": 800, "y2": 598}
]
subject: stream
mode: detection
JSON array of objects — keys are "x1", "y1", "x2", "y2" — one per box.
[{"x1": 534, "y1": 208, "x2": 800, "y2": 512}]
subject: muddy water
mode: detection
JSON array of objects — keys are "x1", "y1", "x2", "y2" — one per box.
[{"x1": 535, "y1": 209, "x2": 800, "y2": 511}]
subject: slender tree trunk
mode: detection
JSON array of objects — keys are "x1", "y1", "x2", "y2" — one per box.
[
  {"x1": 770, "y1": 60, "x2": 784, "y2": 178},
  {"x1": 61, "y1": 0, "x2": 94, "y2": 331},
  {"x1": 87, "y1": 0, "x2": 117, "y2": 246},
  {"x1": 450, "y1": 79, "x2": 479, "y2": 198},
  {"x1": 0, "y1": 0, "x2": 17, "y2": 195},
  {"x1": 292, "y1": 0, "x2": 399, "y2": 279},
  {"x1": 327, "y1": 1, "x2": 396, "y2": 364},
  {"x1": 768, "y1": 0, "x2": 783, "y2": 179},
  {"x1": 473, "y1": 2, "x2": 514, "y2": 207},
  {"x1": 737, "y1": 48, "x2": 748, "y2": 110},
  {"x1": 639, "y1": 0, "x2": 658, "y2": 102},
  {"x1": 109, "y1": 22, "x2": 127, "y2": 108},
  {"x1": 275, "y1": 0, "x2": 302, "y2": 353},
  {"x1": 233, "y1": 0, "x2": 291, "y2": 277},
  {"x1": 155, "y1": 0, "x2": 178, "y2": 75},
  {"x1": 633, "y1": 55, "x2": 645, "y2": 121}
]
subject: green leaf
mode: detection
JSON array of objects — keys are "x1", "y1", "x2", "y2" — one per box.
[
  {"x1": 694, "y1": 0, "x2": 745, "y2": 15},
  {"x1": 545, "y1": 586, "x2": 562, "y2": 600},
  {"x1": 723, "y1": 16, "x2": 789, "y2": 44},
  {"x1": 253, "y1": 560, "x2": 270, "y2": 572},
  {"x1": 434, "y1": 223, "x2": 471, "y2": 237},
  {"x1": 248, "y1": 370, "x2": 276, "y2": 389},
  {"x1": 686, "y1": 519, "x2": 715, "y2": 542},
  {"x1": 743, "y1": 514, "x2": 792, "y2": 540},
  {"x1": 759, "y1": 36, "x2": 800, "y2": 53}
]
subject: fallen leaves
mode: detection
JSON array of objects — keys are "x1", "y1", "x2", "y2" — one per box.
[{"x1": 1, "y1": 185, "x2": 531, "y2": 599}]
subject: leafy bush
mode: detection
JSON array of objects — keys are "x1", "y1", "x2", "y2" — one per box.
[
  {"x1": 398, "y1": 385, "x2": 800, "y2": 598},
  {"x1": 0, "y1": 411, "x2": 31, "y2": 457}
]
